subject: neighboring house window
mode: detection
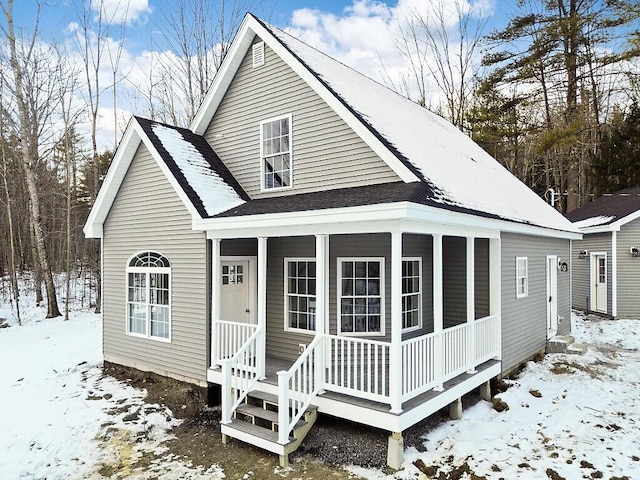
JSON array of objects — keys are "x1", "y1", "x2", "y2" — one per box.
[
  {"x1": 127, "y1": 252, "x2": 171, "y2": 341},
  {"x1": 402, "y1": 258, "x2": 422, "y2": 331},
  {"x1": 338, "y1": 258, "x2": 384, "y2": 335},
  {"x1": 261, "y1": 115, "x2": 292, "y2": 190},
  {"x1": 285, "y1": 259, "x2": 316, "y2": 332},
  {"x1": 516, "y1": 256, "x2": 528, "y2": 298}
]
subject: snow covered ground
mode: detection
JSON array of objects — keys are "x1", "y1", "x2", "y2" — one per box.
[
  {"x1": 1, "y1": 286, "x2": 638, "y2": 479},
  {"x1": 0, "y1": 292, "x2": 223, "y2": 480},
  {"x1": 353, "y1": 313, "x2": 640, "y2": 479}
]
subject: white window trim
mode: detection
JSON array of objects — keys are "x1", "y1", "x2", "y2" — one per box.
[
  {"x1": 284, "y1": 257, "x2": 317, "y2": 335},
  {"x1": 126, "y1": 251, "x2": 172, "y2": 343},
  {"x1": 402, "y1": 257, "x2": 422, "y2": 333},
  {"x1": 515, "y1": 256, "x2": 528, "y2": 299},
  {"x1": 337, "y1": 257, "x2": 385, "y2": 337},
  {"x1": 252, "y1": 41, "x2": 265, "y2": 68},
  {"x1": 260, "y1": 114, "x2": 293, "y2": 192}
]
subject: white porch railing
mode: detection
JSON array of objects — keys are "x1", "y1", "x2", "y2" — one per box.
[
  {"x1": 213, "y1": 320, "x2": 258, "y2": 366},
  {"x1": 401, "y1": 315, "x2": 499, "y2": 401},
  {"x1": 276, "y1": 335, "x2": 323, "y2": 445},
  {"x1": 218, "y1": 315, "x2": 499, "y2": 422},
  {"x1": 323, "y1": 334, "x2": 391, "y2": 403},
  {"x1": 220, "y1": 328, "x2": 261, "y2": 425}
]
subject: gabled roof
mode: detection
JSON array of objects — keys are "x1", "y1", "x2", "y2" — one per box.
[
  {"x1": 566, "y1": 185, "x2": 640, "y2": 233},
  {"x1": 190, "y1": 14, "x2": 578, "y2": 235},
  {"x1": 84, "y1": 117, "x2": 247, "y2": 238}
]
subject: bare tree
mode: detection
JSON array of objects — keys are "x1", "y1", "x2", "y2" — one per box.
[
  {"x1": 389, "y1": 0, "x2": 488, "y2": 130},
  {"x1": 0, "y1": 0, "x2": 66, "y2": 317},
  {"x1": 148, "y1": 0, "x2": 259, "y2": 125}
]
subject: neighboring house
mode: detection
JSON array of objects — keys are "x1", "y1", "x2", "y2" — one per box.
[
  {"x1": 566, "y1": 185, "x2": 640, "y2": 318},
  {"x1": 84, "y1": 14, "x2": 581, "y2": 468}
]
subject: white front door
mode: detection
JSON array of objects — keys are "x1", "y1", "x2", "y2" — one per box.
[
  {"x1": 221, "y1": 260, "x2": 252, "y2": 323},
  {"x1": 592, "y1": 254, "x2": 607, "y2": 313},
  {"x1": 546, "y1": 256, "x2": 558, "y2": 337}
]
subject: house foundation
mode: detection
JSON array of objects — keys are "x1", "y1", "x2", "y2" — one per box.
[
  {"x1": 479, "y1": 380, "x2": 492, "y2": 401},
  {"x1": 387, "y1": 431, "x2": 404, "y2": 470}
]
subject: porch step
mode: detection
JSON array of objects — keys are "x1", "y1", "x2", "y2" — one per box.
[
  {"x1": 547, "y1": 335, "x2": 587, "y2": 355},
  {"x1": 222, "y1": 389, "x2": 318, "y2": 466}
]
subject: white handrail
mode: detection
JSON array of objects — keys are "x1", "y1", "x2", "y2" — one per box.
[
  {"x1": 213, "y1": 320, "x2": 258, "y2": 366},
  {"x1": 220, "y1": 328, "x2": 261, "y2": 425},
  {"x1": 276, "y1": 335, "x2": 322, "y2": 445}
]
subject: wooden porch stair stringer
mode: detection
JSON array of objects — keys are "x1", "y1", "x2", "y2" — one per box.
[{"x1": 221, "y1": 390, "x2": 318, "y2": 466}]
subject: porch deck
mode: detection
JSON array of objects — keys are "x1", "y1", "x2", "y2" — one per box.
[{"x1": 210, "y1": 355, "x2": 501, "y2": 433}]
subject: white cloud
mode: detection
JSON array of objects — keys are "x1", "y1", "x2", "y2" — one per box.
[
  {"x1": 92, "y1": 0, "x2": 152, "y2": 26},
  {"x1": 285, "y1": 0, "x2": 495, "y2": 108}
]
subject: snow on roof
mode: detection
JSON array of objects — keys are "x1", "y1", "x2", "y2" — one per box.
[
  {"x1": 573, "y1": 215, "x2": 616, "y2": 229},
  {"x1": 267, "y1": 25, "x2": 578, "y2": 233},
  {"x1": 151, "y1": 123, "x2": 245, "y2": 217}
]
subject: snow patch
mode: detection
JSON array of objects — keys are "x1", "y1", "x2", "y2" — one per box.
[
  {"x1": 151, "y1": 123, "x2": 245, "y2": 217},
  {"x1": 573, "y1": 215, "x2": 616, "y2": 229}
]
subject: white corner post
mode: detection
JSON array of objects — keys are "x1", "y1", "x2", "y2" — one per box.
[
  {"x1": 390, "y1": 230, "x2": 403, "y2": 414},
  {"x1": 489, "y1": 237, "x2": 502, "y2": 360},
  {"x1": 211, "y1": 238, "x2": 221, "y2": 368},
  {"x1": 315, "y1": 234, "x2": 328, "y2": 392},
  {"x1": 433, "y1": 234, "x2": 444, "y2": 391},
  {"x1": 467, "y1": 236, "x2": 476, "y2": 373},
  {"x1": 611, "y1": 231, "x2": 617, "y2": 318},
  {"x1": 257, "y1": 236, "x2": 268, "y2": 379}
]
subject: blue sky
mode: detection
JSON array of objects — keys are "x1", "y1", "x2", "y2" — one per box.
[{"x1": 6, "y1": 0, "x2": 508, "y2": 149}]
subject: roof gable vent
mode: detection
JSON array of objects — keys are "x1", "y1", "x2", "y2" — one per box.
[{"x1": 252, "y1": 42, "x2": 265, "y2": 68}]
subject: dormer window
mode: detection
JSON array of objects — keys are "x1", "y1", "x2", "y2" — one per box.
[{"x1": 260, "y1": 114, "x2": 292, "y2": 190}]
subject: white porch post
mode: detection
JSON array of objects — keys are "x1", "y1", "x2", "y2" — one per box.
[
  {"x1": 489, "y1": 238, "x2": 502, "y2": 359},
  {"x1": 257, "y1": 237, "x2": 268, "y2": 379},
  {"x1": 467, "y1": 237, "x2": 477, "y2": 373},
  {"x1": 210, "y1": 238, "x2": 221, "y2": 368},
  {"x1": 315, "y1": 234, "x2": 328, "y2": 392},
  {"x1": 433, "y1": 234, "x2": 444, "y2": 390},
  {"x1": 390, "y1": 230, "x2": 403, "y2": 413}
]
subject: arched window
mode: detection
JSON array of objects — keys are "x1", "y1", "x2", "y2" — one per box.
[{"x1": 127, "y1": 252, "x2": 171, "y2": 340}]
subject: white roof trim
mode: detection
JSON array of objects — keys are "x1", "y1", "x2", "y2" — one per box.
[
  {"x1": 189, "y1": 14, "x2": 419, "y2": 184},
  {"x1": 192, "y1": 201, "x2": 582, "y2": 240},
  {"x1": 83, "y1": 118, "x2": 201, "y2": 238},
  {"x1": 575, "y1": 207, "x2": 640, "y2": 234}
]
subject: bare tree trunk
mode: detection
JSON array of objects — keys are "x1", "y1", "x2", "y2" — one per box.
[
  {"x1": 1, "y1": 108, "x2": 21, "y2": 325},
  {"x1": 1, "y1": 0, "x2": 60, "y2": 317}
]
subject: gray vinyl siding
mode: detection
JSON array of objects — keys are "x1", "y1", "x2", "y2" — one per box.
[
  {"x1": 616, "y1": 219, "x2": 640, "y2": 318},
  {"x1": 571, "y1": 232, "x2": 612, "y2": 314},
  {"x1": 475, "y1": 238, "x2": 490, "y2": 319},
  {"x1": 205, "y1": 36, "x2": 399, "y2": 198},
  {"x1": 263, "y1": 233, "x2": 435, "y2": 361},
  {"x1": 501, "y1": 233, "x2": 571, "y2": 373},
  {"x1": 102, "y1": 144, "x2": 208, "y2": 384},
  {"x1": 443, "y1": 236, "x2": 467, "y2": 327}
]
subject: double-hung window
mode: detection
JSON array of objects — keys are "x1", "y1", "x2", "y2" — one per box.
[
  {"x1": 261, "y1": 115, "x2": 292, "y2": 190},
  {"x1": 338, "y1": 258, "x2": 384, "y2": 335},
  {"x1": 127, "y1": 252, "x2": 171, "y2": 341},
  {"x1": 516, "y1": 256, "x2": 528, "y2": 298},
  {"x1": 285, "y1": 259, "x2": 316, "y2": 332},
  {"x1": 402, "y1": 258, "x2": 422, "y2": 331}
]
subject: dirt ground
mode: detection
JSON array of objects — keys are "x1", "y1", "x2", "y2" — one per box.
[{"x1": 102, "y1": 364, "x2": 484, "y2": 479}]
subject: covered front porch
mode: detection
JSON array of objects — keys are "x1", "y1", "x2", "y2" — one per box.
[{"x1": 201, "y1": 210, "x2": 502, "y2": 465}]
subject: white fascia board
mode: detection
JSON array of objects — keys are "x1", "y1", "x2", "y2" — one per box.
[
  {"x1": 190, "y1": 16, "x2": 256, "y2": 135},
  {"x1": 193, "y1": 201, "x2": 581, "y2": 240},
  {"x1": 579, "y1": 224, "x2": 619, "y2": 234},
  {"x1": 83, "y1": 120, "x2": 139, "y2": 238}
]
